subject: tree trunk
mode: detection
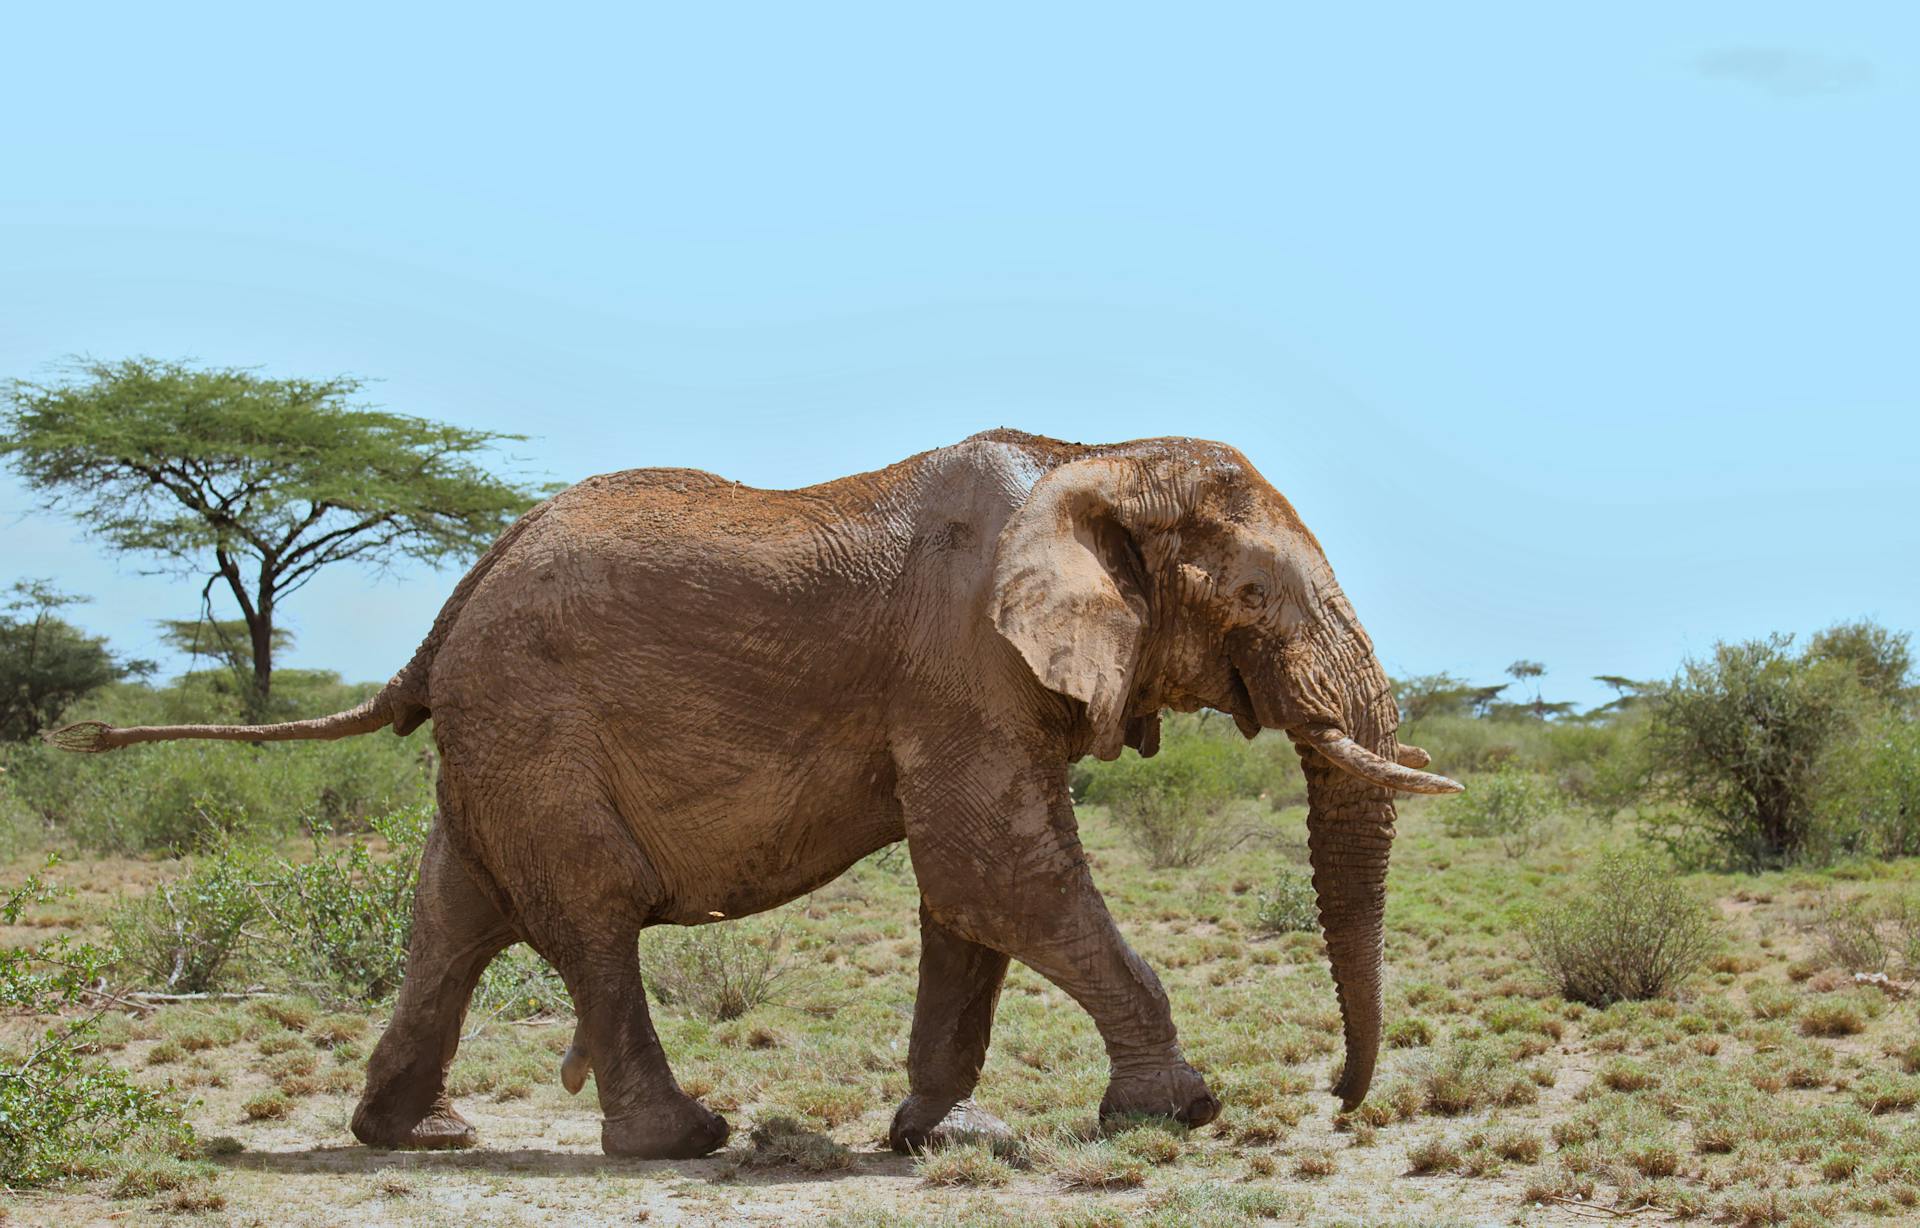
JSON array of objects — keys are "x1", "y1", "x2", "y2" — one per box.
[{"x1": 247, "y1": 598, "x2": 274, "y2": 724}]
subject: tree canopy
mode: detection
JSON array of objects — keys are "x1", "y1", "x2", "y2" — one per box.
[{"x1": 2, "y1": 358, "x2": 544, "y2": 719}]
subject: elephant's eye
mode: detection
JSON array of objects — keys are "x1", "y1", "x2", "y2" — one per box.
[{"x1": 1236, "y1": 582, "x2": 1268, "y2": 610}]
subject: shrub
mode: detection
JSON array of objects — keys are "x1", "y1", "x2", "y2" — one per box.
[
  {"x1": 471, "y1": 945, "x2": 571, "y2": 1025},
  {"x1": 0, "y1": 859, "x2": 191, "y2": 1186},
  {"x1": 1406, "y1": 1135, "x2": 1461, "y2": 1175},
  {"x1": 1526, "y1": 851, "x2": 1717, "y2": 1006},
  {"x1": 1490, "y1": 1128, "x2": 1544, "y2": 1164},
  {"x1": 1813, "y1": 896, "x2": 1893, "y2": 974},
  {"x1": 1799, "y1": 1000, "x2": 1867, "y2": 1038},
  {"x1": 109, "y1": 839, "x2": 264, "y2": 993},
  {"x1": 254, "y1": 806, "x2": 429, "y2": 1005},
  {"x1": 1646, "y1": 634, "x2": 1864, "y2": 868},
  {"x1": 1252, "y1": 869, "x2": 1318, "y2": 933},
  {"x1": 1440, "y1": 762, "x2": 1558, "y2": 855},
  {"x1": 62, "y1": 742, "x2": 293, "y2": 853},
  {"x1": 1291, "y1": 1148, "x2": 1337, "y2": 1178},
  {"x1": 641, "y1": 916, "x2": 799, "y2": 1021},
  {"x1": 1080, "y1": 717, "x2": 1272, "y2": 868}
]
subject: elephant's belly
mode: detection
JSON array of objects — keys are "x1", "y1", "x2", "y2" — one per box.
[{"x1": 613, "y1": 741, "x2": 906, "y2": 926}]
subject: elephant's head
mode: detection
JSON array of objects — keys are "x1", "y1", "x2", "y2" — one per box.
[{"x1": 989, "y1": 438, "x2": 1461, "y2": 1111}]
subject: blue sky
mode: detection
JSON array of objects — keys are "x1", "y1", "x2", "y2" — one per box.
[{"x1": 3, "y1": 3, "x2": 1914, "y2": 710}]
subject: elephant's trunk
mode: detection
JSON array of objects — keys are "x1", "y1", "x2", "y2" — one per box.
[
  {"x1": 1303, "y1": 762, "x2": 1395, "y2": 1111},
  {"x1": 1237, "y1": 610, "x2": 1428, "y2": 1111}
]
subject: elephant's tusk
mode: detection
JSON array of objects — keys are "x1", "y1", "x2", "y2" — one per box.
[
  {"x1": 1298, "y1": 725, "x2": 1463, "y2": 795},
  {"x1": 1394, "y1": 743, "x2": 1432, "y2": 769}
]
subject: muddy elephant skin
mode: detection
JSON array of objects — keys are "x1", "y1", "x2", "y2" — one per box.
[{"x1": 50, "y1": 428, "x2": 1459, "y2": 1159}]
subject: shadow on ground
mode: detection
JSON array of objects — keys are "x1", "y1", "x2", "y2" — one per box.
[{"x1": 211, "y1": 1143, "x2": 913, "y2": 1185}]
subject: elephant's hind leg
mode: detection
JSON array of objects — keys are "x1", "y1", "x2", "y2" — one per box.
[
  {"x1": 351, "y1": 822, "x2": 515, "y2": 1150},
  {"x1": 528, "y1": 912, "x2": 729, "y2": 1159},
  {"x1": 890, "y1": 901, "x2": 1013, "y2": 1153},
  {"x1": 500, "y1": 794, "x2": 728, "y2": 1160}
]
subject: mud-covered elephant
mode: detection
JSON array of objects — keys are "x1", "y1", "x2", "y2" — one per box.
[{"x1": 52, "y1": 429, "x2": 1459, "y2": 1159}]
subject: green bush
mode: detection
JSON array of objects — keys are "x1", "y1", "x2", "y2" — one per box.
[
  {"x1": 1, "y1": 859, "x2": 191, "y2": 1186},
  {"x1": 472, "y1": 946, "x2": 572, "y2": 1025},
  {"x1": 1396, "y1": 713, "x2": 1548, "y2": 775},
  {"x1": 1439, "y1": 763, "x2": 1559, "y2": 855},
  {"x1": 98, "y1": 802, "x2": 569, "y2": 1022},
  {"x1": 1080, "y1": 715, "x2": 1282, "y2": 868},
  {"x1": 640, "y1": 917, "x2": 799, "y2": 1021},
  {"x1": 1252, "y1": 869, "x2": 1319, "y2": 933},
  {"x1": 254, "y1": 805, "x2": 430, "y2": 1006},
  {"x1": 1526, "y1": 851, "x2": 1718, "y2": 1006},
  {"x1": 65, "y1": 741, "x2": 295, "y2": 853},
  {"x1": 1, "y1": 675, "x2": 436, "y2": 854},
  {"x1": 1539, "y1": 714, "x2": 1652, "y2": 816},
  {"x1": 109, "y1": 839, "x2": 264, "y2": 993},
  {"x1": 1646, "y1": 634, "x2": 1865, "y2": 869}
]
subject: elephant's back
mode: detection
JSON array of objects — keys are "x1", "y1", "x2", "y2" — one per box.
[{"x1": 424, "y1": 464, "x2": 902, "y2": 735}]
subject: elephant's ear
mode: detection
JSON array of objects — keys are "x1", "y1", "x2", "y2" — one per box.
[{"x1": 990, "y1": 454, "x2": 1189, "y2": 761}]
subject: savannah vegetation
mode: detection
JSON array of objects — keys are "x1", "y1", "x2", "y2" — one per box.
[{"x1": 4, "y1": 361, "x2": 1920, "y2": 1224}]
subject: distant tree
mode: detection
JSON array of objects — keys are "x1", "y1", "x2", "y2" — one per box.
[
  {"x1": 156, "y1": 618, "x2": 294, "y2": 686},
  {"x1": 2, "y1": 358, "x2": 544, "y2": 720},
  {"x1": 1807, "y1": 619, "x2": 1912, "y2": 704},
  {"x1": 1393, "y1": 673, "x2": 1477, "y2": 722},
  {"x1": 0, "y1": 581, "x2": 151, "y2": 741},
  {"x1": 1506, "y1": 660, "x2": 1545, "y2": 686},
  {"x1": 1390, "y1": 673, "x2": 1519, "y2": 722},
  {"x1": 1493, "y1": 659, "x2": 1572, "y2": 721},
  {"x1": 1588, "y1": 675, "x2": 1659, "y2": 718},
  {"x1": 1467, "y1": 683, "x2": 1510, "y2": 718},
  {"x1": 1486, "y1": 699, "x2": 1579, "y2": 722}
]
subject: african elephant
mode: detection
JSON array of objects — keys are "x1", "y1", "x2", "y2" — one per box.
[{"x1": 51, "y1": 429, "x2": 1459, "y2": 1160}]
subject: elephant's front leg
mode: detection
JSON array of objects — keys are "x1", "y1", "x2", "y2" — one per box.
[
  {"x1": 890, "y1": 901, "x2": 1013, "y2": 1153},
  {"x1": 896, "y1": 744, "x2": 1219, "y2": 1131}
]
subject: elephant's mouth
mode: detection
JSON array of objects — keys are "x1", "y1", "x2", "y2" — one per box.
[
  {"x1": 1224, "y1": 663, "x2": 1262, "y2": 740},
  {"x1": 1221, "y1": 660, "x2": 1460, "y2": 795}
]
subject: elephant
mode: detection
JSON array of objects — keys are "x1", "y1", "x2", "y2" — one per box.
[{"x1": 51, "y1": 428, "x2": 1460, "y2": 1160}]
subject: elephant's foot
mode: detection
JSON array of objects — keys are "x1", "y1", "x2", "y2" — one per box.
[
  {"x1": 1098, "y1": 1060, "x2": 1219, "y2": 1129},
  {"x1": 889, "y1": 1095, "x2": 1014, "y2": 1154},
  {"x1": 350, "y1": 1098, "x2": 478, "y2": 1150},
  {"x1": 602, "y1": 1096, "x2": 730, "y2": 1160}
]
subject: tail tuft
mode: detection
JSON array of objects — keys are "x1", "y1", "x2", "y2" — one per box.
[{"x1": 44, "y1": 721, "x2": 120, "y2": 753}]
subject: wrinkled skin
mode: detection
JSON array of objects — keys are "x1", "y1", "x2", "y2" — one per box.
[{"x1": 50, "y1": 429, "x2": 1459, "y2": 1159}]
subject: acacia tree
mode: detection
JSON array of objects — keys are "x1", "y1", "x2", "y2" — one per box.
[{"x1": 2, "y1": 358, "x2": 543, "y2": 720}]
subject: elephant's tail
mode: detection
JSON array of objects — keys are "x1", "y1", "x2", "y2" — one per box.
[
  {"x1": 46, "y1": 494, "x2": 562, "y2": 756},
  {"x1": 45, "y1": 692, "x2": 402, "y2": 753}
]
